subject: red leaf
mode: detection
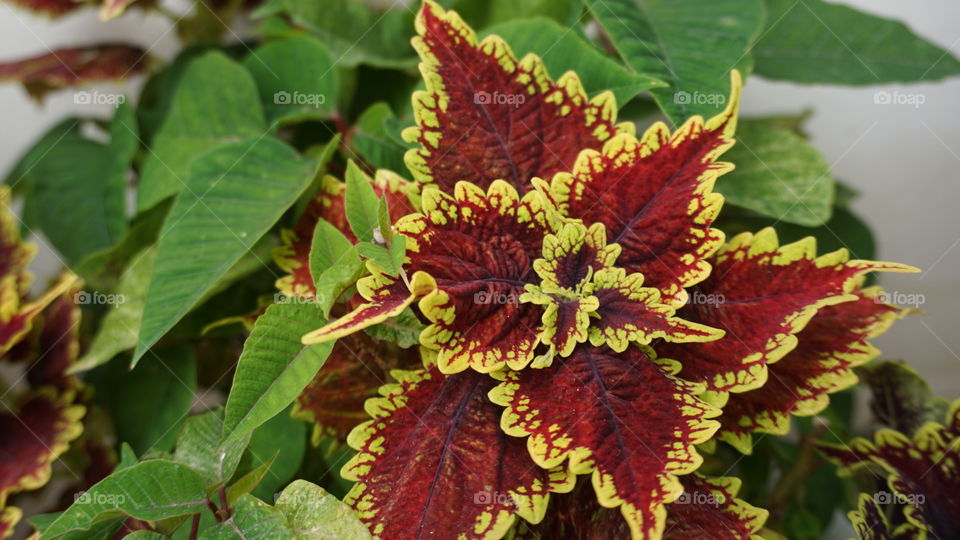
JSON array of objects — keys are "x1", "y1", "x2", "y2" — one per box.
[
  {"x1": 305, "y1": 180, "x2": 561, "y2": 374},
  {"x1": 403, "y1": 1, "x2": 625, "y2": 193},
  {"x1": 716, "y1": 287, "x2": 908, "y2": 453},
  {"x1": 820, "y1": 403, "x2": 960, "y2": 538},
  {"x1": 656, "y1": 228, "x2": 918, "y2": 394},
  {"x1": 0, "y1": 44, "x2": 148, "y2": 100},
  {"x1": 663, "y1": 474, "x2": 768, "y2": 539},
  {"x1": 7, "y1": 0, "x2": 79, "y2": 17},
  {"x1": 342, "y1": 362, "x2": 573, "y2": 539},
  {"x1": 294, "y1": 331, "x2": 420, "y2": 442},
  {"x1": 544, "y1": 73, "x2": 741, "y2": 305},
  {"x1": 490, "y1": 345, "x2": 719, "y2": 538},
  {"x1": 0, "y1": 390, "x2": 85, "y2": 503}
]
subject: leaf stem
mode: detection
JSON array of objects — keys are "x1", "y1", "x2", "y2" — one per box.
[{"x1": 188, "y1": 513, "x2": 201, "y2": 540}]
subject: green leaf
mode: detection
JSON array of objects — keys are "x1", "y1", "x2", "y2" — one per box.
[
  {"x1": 137, "y1": 51, "x2": 266, "y2": 211},
  {"x1": 198, "y1": 495, "x2": 293, "y2": 540},
  {"x1": 122, "y1": 533, "x2": 169, "y2": 540},
  {"x1": 275, "y1": 480, "x2": 372, "y2": 539},
  {"x1": 858, "y1": 361, "x2": 951, "y2": 437},
  {"x1": 450, "y1": 0, "x2": 582, "y2": 28},
  {"x1": 73, "y1": 199, "x2": 171, "y2": 292},
  {"x1": 226, "y1": 453, "x2": 277, "y2": 505},
  {"x1": 253, "y1": 0, "x2": 416, "y2": 69},
  {"x1": 588, "y1": 0, "x2": 763, "y2": 123},
  {"x1": 719, "y1": 118, "x2": 835, "y2": 226},
  {"x1": 344, "y1": 161, "x2": 380, "y2": 243},
  {"x1": 13, "y1": 103, "x2": 137, "y2": 264},
  {"x1": 355, "y1": 243, "x2": 397, "y2": 275},
  {"x1": 243, "y1": 36, "x2": 340, "y2": 128},
  {"x1": 245, "y1": 408, "x2": 306, "y2": 502},
  {"x1": 222, "y1": 301, "x2": 334, "y2": 442},
  {"x1": 376, "y1": 196, "x2": 394, "y2": 243},
  {"x1": 754, "y1": 0, "x2": 960, "y2": 84},
  {"x1": 134, "y1": 137, "x2": 320, "y2": 365},
  {"x1": 118, "y1": 443, "x2": 138, "y2": 470},
  {"x1": 352, "y1": 102, "x2": 409, "y2": 172},
  {"x1": 89, "y1": 344, "x2": 196, "y2": 455},
  {"x1": 363, "y1": 308, "x2": 423, "y2": 349},
  {"x1": 309, "y1": 219, "x2": 364, "y2": 316},
  {"x1": 70, "y1": 248, "x2": 155, "y2": 374},
  {"x1": 174, "y1": 410, "x2": 250, "y2": 488},
  {"x1": 40, "y1": 461, "x2": 208, "y2": 540},
  {"x1": 484, "y1": 17, "x2": 665, "y2": 106}
]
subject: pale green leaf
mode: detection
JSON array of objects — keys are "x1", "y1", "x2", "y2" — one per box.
[
  {"x1": 484, "y1": 17, "x2": 665, "y2": 106},
  {"x1": 309, "y1": 219, "x2": 364, "y2": 316},
  {"x1": 720, "y1": 118, "x2": 835, "y2": 226},
  {"x1": 174, "y1": 410, "x2": 250, "y2": 489},
  {"x1": 588, "y1": 0, "x2": 763, "y2": 123},
  {"x1": 222, "y1": 302, "x2": 334, "y2": 442},
  {"x1": 754, "y1": 0, "x2": 960, "y2": 84},
  {"x1": 344, "y1": 161, "x2": 380, "y2": 243},
  {"x1": 134, "y1": 137, "x2": 320, "y2": 364},
  {"x1": 40, "y1": 461, "x2": 208, "y2": 540},
  {"x1": 275, "y1": 480, "x2": 372, "y2": 540},
  {"x1": 243, "y1": 36, "x2": 339, "y2": 127},
  {"x1": 198, "y1": 495, "x2": 293, "y2": 540},
  {"x1": 137, "y1": 52, "x2": 266, "y2": 211}
]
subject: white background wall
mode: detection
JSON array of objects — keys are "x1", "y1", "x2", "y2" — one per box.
[{"x1": 1, "y1": 0, "x2": 958, "y2": 399}]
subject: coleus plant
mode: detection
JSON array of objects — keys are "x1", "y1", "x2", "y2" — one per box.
[
  {"x1": 2, "y1": 0, "x2": 958, "y2": 539},
  {"x1": 281, "y1": 3, "x2": 920, "y2": 538}
]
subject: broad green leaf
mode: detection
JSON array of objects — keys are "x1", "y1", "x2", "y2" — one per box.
[
  {"x1": 137, "y1": 52, "x2": 266, "y2": 211},
  {"x1": 245, "y1": 408, "x2": 306, "y2": 501},
  {"x1": 588, "y1": 0, "x2": 763, "y2": 123},
  {"x1": 198, "y1": 495, "x2": 293, "y2": 540},
  {"x1": 73, "y1": 199, "x2": 171, "y2": 292},
  {"x1": 352, "y1": 102, "x2": 409, "y2": 172},
  {"x1": 754, "y1": 0, "x2": 960, "y2": 84},
  {"x1": 222, "y1": 301, "x2": 334, "y2": 442},
  {"x1": 118, "y1": 443, "x2": 138, "y2": 470},
  {"x1": 344, "y1": 161, "x2": 379, "y2": 243},
  {"x1": 243, "y1": 36, "x2": 340, "y2": 128},
  {"x1": 12, "y1": 104, "x2": 137, "y2": 264},
  {"x1": 858, "y1": 360, "x2": 951, "y2": 436},
  {"x1": 134, "y1": 137, "x2": 320, "y2": 364},
  {"x1": 275, "y1": 480, "x2": 371, "y2": 540},
  {"x1": 355, "y1": 243, "x2": 397, "y2": 275},
  {"x1": 122, "y1": 533, "x2": 169, "y2": 540},
  {"x1": 174, "y1": 410, "x2": 250, "y2": 488},
  {"x1": 28, "y1": 514, "x2": 121, "y2": 540},
  {"x1": 227, "y1": 453, "x2": 277, "y2": 505},
  {"x1": 89, "y1": 344, "x2": 196, "y2": 455},
  {"x1": 70, "y1": 248, "x2": 155, "y2": 374},
  {"x1": 450, "y1": 0, "x2": 582, "y2": 28},
  {"x1": 363, "y1": 308, "x2": 423, "y2": 349},
  {"x1": 40, "y1": 461, "x2": 208, "y2": 540},
  {"x1": 484, "y1": 17, "x2": 665, "y2": 106},
  {"x1": 253, "y1": 0, "x2": 416, "y2": 69},
  {"x1": 720, "y1": 119, "x2": 835, "y2": 226},
  {"x1": 309, "y1": 219, "x2": 364, "y2": 316}
]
